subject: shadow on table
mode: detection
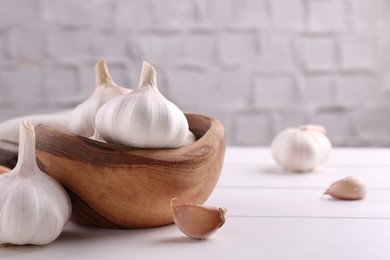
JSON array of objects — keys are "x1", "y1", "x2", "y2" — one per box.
[
  {"x1": 157, "y1": 236, "x2": 206, "y2": 244},
  {"x1": 55, "y1": 223, "x2": 144, "y2": 243},
  {"x1": 260, "y1": 166, "x2": 322, "y2": 176}
]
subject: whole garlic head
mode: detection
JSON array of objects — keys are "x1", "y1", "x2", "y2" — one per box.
[
  {"x1": 69, "y1": 59, "x2": 131, "y2": 138},
  {"x1": 271, "y1": 124, "x2": 332, "y2": 173},
  {"x1": 95, "y1": 61, "x2": 189, "y2": 148},
  {"x1": 0, "y1": 121, "x2": 71, "y2": 245}
]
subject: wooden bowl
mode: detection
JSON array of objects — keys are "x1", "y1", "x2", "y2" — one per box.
[{"x1": 35, "y1": 114, "x2": 225, "y2": 229}]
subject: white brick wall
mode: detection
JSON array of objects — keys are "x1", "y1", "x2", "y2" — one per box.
[{"x1": 0, "y1": 0, "x2": 390, "y2": 147}]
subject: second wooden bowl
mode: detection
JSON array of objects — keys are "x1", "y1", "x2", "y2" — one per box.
[{"x1": 35, "y1": 114, "x2": 225, "y2": 229}]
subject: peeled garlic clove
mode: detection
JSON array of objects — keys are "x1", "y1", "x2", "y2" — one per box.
[
  {"x1": 171, "y1": 198, "x2": 227, "y2": 240},
  {"x1": 324, "y1": 176, "x2": 367, "y2": 200},
  {"x1": 0, "y1": 165, "x2": 10, "y2": 174},
  {"x1": 95, "y1": 61, "x2": 189, "y2": 148},
  {"x1": 271, "y1": 124, "x2": 332, "y2": 173},
  {"x1": 0, "y1": 121, "x2": 71, "y2": 245},
  {"x1": 69, "y1": 59, "x2": 131, "y2": 137}
]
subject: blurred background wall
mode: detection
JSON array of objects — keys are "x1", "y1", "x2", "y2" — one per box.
[{"x1": 0, "y1": 0, "x2": 390, "y2": 146}]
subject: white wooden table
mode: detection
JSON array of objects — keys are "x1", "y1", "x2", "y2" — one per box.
[{"x1": 2, "y1": 147, "x2": 390, "y2": 259}]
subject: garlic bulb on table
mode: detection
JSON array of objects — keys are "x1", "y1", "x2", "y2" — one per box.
[
  {"x1": 95, "y1": 61, "x2": 189, "y2": 148},
  {"x1": 271, "y1": 124, "x2": 332, "y2": 173},
  {"x1": 69, "y1": 59, "x2": 131, "y2": 138},
  {"x1": 0, "y1": 121, "x2": 71, "y2": 245}
]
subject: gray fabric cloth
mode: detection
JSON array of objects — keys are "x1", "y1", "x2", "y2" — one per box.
[
  {"x1": 0, "y1": 148, "x2": 17, "y2": 169},
  {"x1": 0, "y1": 110, "x2": 72, "y2": 168}
]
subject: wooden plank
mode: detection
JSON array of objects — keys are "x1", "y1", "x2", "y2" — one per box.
[
  {"x1": 1, "y1": 148, "x2": 389, "y2": 259},
  {"x1": 220, "y1": 217, "x2": 390, "y2": 260},
  {"x1": 218, "y1": 165, "x2": 390, "y2": 189},
  {"x1": 224, "y1": 147, "x2": 274, "y2": 165},
  {"x1": 206, "y1": 187, "x2": 390, "y2": 219},
  {"x1": 225, "y1": 147, "x2": 390, "y2": 166},
  {"x1": 1, "y1": 219, "x2": 389, "y2": 260}
]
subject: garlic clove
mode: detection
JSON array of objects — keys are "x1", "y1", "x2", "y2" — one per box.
[
  {"x1": 185, "y1": 131, "x2": 196, "y2": 145},
  {"x1": 69, "y1": 59, "x2": 131, "y2": 137},
  {"x1": 0, "y1": 165, "x2": 10, "y2": 174},
  {"x1": 0, "y1": 121, "x2": 71, "y2": 245},
  {"x1": 271, "y1": 124, "x2": 332, "y2": 173},
  {"x1": 324, "y1": 176, "x2": 367, "y2": 200},
  {"x1": 171, "y1": 198, "x2": 227, "y2": 240},
  {"x1": 95, "y1": 61, "x2": 190, "y2": 148}
]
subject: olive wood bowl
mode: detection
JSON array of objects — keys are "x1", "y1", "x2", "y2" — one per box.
[{"x1": 35, "y1": 114, "x2": 225, "y2": 229}]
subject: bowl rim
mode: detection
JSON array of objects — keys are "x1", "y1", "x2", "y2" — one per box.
[{"x1": 35, "y1": 113, "x2": 225, "y2": 164}]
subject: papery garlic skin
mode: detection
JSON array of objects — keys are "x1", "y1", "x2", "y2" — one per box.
[
  {"x1": 89, "y1": 129, "x2": 106, "y2": 143},
  {"x1": 171, "y1": 198, "x2": 227, "y2": 240},
  {"x1": 0, "y1": 121, "x2": 71, "y2": 245},
  {"x1": 185, "y1": 131, "x2": 196, "y2": 146},
  {"x1": 69, "y1": 59, "x2": 131, "y2": 138},
  {"x1": 0, "y1": 165, "x2": 10, "y2": 174},
  {"x1": 95, "y1": 61, "x2": 189, "y2": 148},
  {"x1": 271, "y1": 124, "x2": 332, "y2": 173},
  {"x1": 324, "y1": 176, "x2": 367, "y2": 200}
]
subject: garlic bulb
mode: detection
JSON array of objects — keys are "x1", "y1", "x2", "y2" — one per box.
[
  {"x1": 69, "y1": 59, "x2": 131, "y2": 137},
  {"x1": 271, "y1": 124, "x2": 332, "y2": 172},
  {"x1": 95, "y1": 61, "x2": 189, "y2": 148},
  {"x1": 0, "y1": 121, "x2": 71, "y2": 245},
  {"x1": 171, "y1": 198, "x2": 227, "y2": 240},
  {"x1": 324, "y1": 176, "x2": 367, "y2": 200}
]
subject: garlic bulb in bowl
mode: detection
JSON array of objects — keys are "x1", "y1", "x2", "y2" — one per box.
[
  {"x1": 95, "y1": 61, "x2": 189, "y2": 148},
  {"x1": 69, "y1": 59, "x2": 131, "y2": 138},
  {"x1": 271, "y1": 124, "x2": 332, "y2": 173}
]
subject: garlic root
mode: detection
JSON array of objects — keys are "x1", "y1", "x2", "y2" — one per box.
[
  {"x1": 298, "y1": 124, "x2": 326, "y2": 134},
  {"x1": 171, "y1": 198, "x2": 227, "y2": 240}
]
